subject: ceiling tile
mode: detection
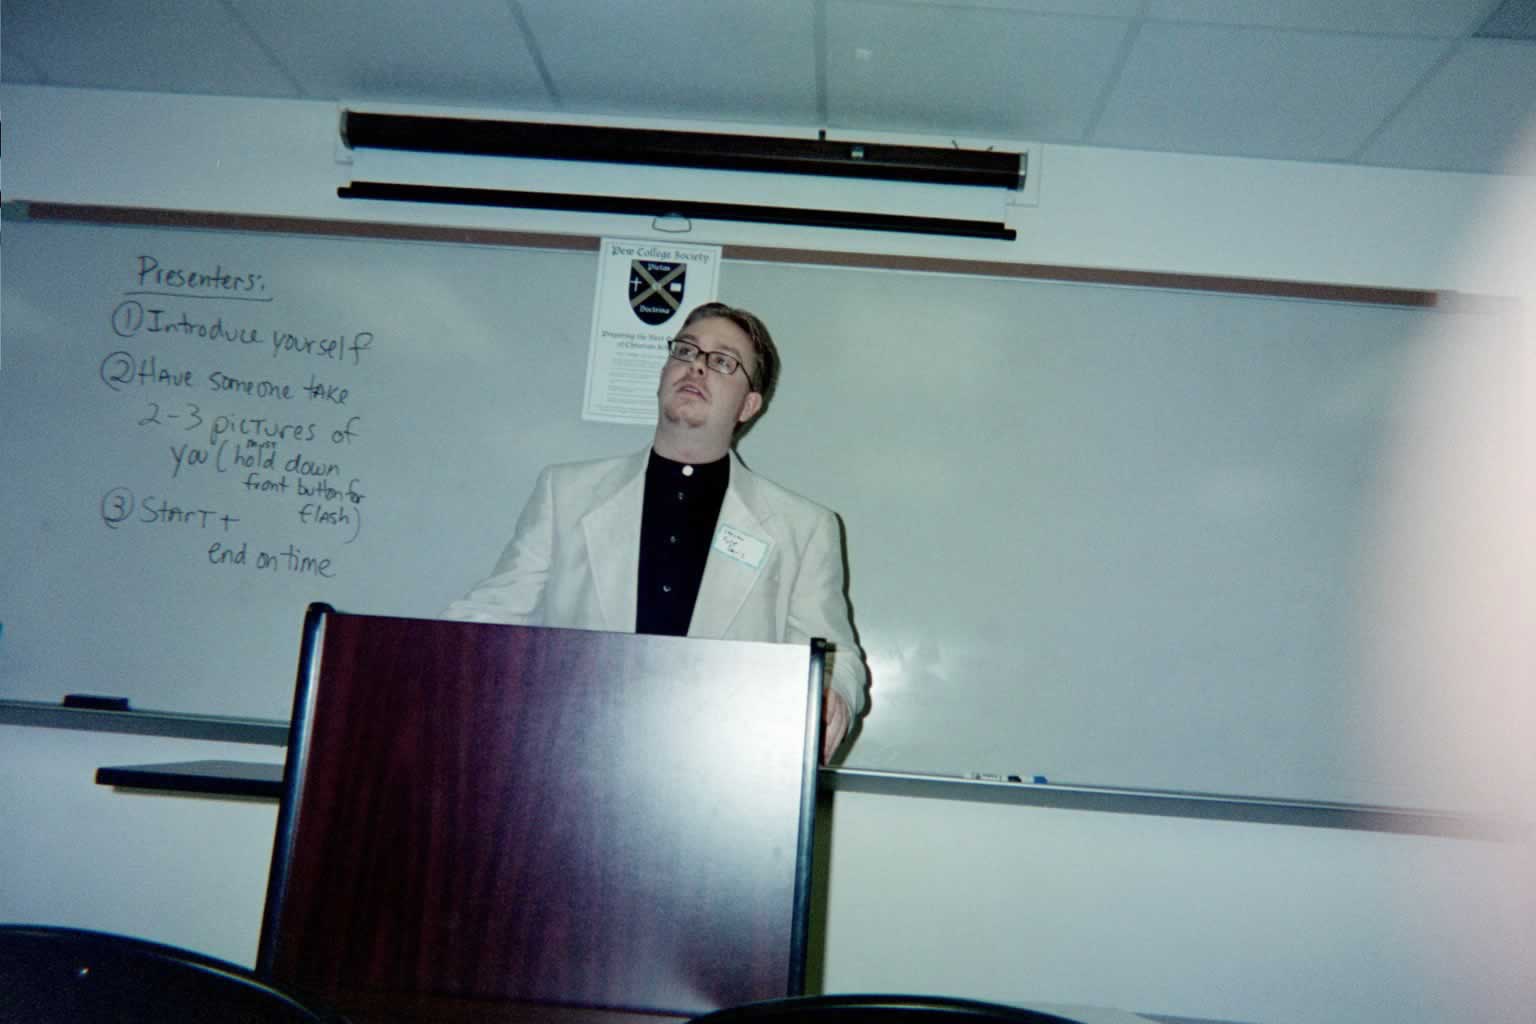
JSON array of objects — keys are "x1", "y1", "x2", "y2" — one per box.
[
  {"x1": 520, "y1": 0, "x2": 820, "y2": 123},
  {"x1": 1, "y1": 46, "x2": 47, "y2": 85},
  {"x1": 229, "y1": 0, "x2": 549, "y2": 106},
  {"x1": 2, "y1": 10, "x2": 45, "y2": 83},
  {"x1": 857, "y1": 0, "x2": 1142, "y2": 14},
  {"x1": 1146, "y1": 0, "x2": 1499, "y2": 37},
  {"x1": 0, "y1": 0, "x2": 300, "y2": 97},
  {"x1": 1476, "y1": 0, "x2": 1536, "y2": 40},
  {"x1": 826, "y1": 1, "x2": 1131, "y2": 139},
  {"x1": 1094, "y1": 22, "x2": 1449, "y2": 161},
  {"x1": 1361, "y1": 39, "x2": 1536, "y2": 172},
  {"x1": 1, "y1": 0, "x2": 1527, "y2": 176}
]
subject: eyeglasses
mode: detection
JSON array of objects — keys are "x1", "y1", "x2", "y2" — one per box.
[{"x1": 668, "y1": 338, "x2": 755, "y2": 386}]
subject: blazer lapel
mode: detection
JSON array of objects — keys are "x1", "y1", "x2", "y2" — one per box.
[
  {"x1": 688, "y1": 457, "x2": 776, "y2": 638},
  {"x1": 580, "y1": 454, "x2": 646, "y2": 632}
]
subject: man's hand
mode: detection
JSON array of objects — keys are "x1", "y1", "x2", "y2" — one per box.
[{"x1": 822, "y1": 689, "x2": 850, "y2": 764}]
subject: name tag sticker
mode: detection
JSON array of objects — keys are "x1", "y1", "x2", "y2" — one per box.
[{"x1": 713, "y1": 523, "x2": 770, "y2": 570}]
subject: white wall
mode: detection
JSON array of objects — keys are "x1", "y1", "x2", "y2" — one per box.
[
  {"x1": 819, "y1": 789, "x2": 1536, "y2": 1024},
  {"x1": 5, "y1": 85, "x2": 1535, "y2": 1024},
  {"x1": 4, "y1": 730, "x2": 1533, "y2": 1024},
  {"x1": 3, "y1": 84, "x2": 1520, "y2": 293},
  {"x1": 0, "y1": 725, "x2": 278, "y2": 965}
]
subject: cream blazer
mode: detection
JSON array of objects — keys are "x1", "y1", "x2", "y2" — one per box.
[{"x1": 445, "y1": 450, "x2": 867, "y2": 717}]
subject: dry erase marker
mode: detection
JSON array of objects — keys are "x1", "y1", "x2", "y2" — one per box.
[{"x1": 63, "y1": 694, "x2": 132, "y2": 711}]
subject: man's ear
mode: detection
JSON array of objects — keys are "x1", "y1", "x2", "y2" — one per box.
[{"x1": 738, "y1": 390, "x2": 764, "y2": 425}]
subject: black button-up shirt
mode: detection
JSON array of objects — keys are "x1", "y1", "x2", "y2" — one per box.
[{"x1": 635, "y1": 449, "x2": 730, "y2": 636}]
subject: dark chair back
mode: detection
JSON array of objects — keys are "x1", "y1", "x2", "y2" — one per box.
[
  {"x1": 690, "y1": 995, "x2": 1087, "y2": 1024},
  {"x1": 0, "y1": 925, "x2": 343, "y2": 1024}
]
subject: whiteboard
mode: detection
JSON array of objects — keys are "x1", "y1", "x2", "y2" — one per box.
[{"x1": 1, "y1": 217, "x2": 1451, "y2": 805}]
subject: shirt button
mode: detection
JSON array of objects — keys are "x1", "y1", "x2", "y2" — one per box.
[
  {"x1": 661, "y1": 584, "x2": 673, "y2": 594},
  {"x1": 676, "y1": 491, "x2": 686, "y2": 501},
  {"x1": 668, "y1": 535, "x2": 678, "y2": 544}
]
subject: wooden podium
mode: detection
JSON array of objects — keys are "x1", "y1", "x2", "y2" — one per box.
[{"x1": 258, "y1": 605, "x2": 824, "y2": 1019}]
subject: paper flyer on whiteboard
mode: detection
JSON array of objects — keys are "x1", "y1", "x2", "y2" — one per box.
[{"x1": 582, "y1": 238, "x2": 721, "y2": 424}]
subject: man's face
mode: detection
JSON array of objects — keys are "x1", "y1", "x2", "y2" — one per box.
[{"x1": 657, "y1": 316, "x2": 763, "y2": 440}]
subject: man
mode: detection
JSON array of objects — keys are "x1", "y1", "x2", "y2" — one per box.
[{"x1": 445, "y1": 302, "x2": 866, "y2": 760}]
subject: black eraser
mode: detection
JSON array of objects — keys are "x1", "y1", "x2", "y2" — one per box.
[{"x1": 63, "y1": 694, "x2": 132, "y2": 712}]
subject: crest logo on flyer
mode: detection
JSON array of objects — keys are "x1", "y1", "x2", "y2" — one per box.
[{"x1": 628, "y1": 260, "x2": 686, "y2": 325}]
